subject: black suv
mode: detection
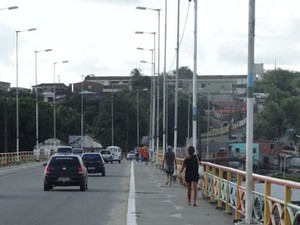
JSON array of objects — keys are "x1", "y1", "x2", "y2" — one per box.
[
  {"x1": 43, "y1": 155, "x2": 88, "y2": 191},
  {"x1": 81, "y1": 153, "x2": 106, "y2": 176}
]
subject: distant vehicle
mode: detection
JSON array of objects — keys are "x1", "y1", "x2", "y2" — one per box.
[
  {"x1": 81, "y1": 153, "x2": 105, "y2": 176},
  {"x1": 126, "y1": 151, "x2": 135, "y2": 160},
  {"x1": 106, "y1": 146, "x2": 122, "y2": 163},
  {"x1": 99, "y1": 149, "x2": 113, "y2": 163},
  {"x1": 72, "y1": 148, "x2": 83, "y2": 156},
  {"x1": 56, "y1": 146, "x2": 73, "y2": 154},
  {"x1": 43, "y1": 154, "x2": 88, "y2": 191},
  {"x1": 228, "y1": 135, "x2": 241, "y2": 143},
  {"x1": 217, "y1": 148, "x2": 228, "y2": 158}
]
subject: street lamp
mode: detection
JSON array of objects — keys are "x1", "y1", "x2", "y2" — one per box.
[
  {"x1": 15, "y1": 28, "x2": 36, "y2": 162},
  {"x1": 140, "y1": 56, "x2": 155, "y2": 161},
  {"x1": 80, "y1": 74, "x2": 94, "y2": 150},
  {"x1": 136, "y1": 6, "x2": 161, "y2": 161},
  {"x1": 0, "y1": 6, "x2": 18, "y2": 10},
  {"x1": 136, "y1": 31, "x2": 156, "y2": 161},
  {"x1": 53, "y1": 60, "x2": 68, "y2": 149},
  {"x1": 34, "y1": 48, "x2": 52, "y2": 160}
]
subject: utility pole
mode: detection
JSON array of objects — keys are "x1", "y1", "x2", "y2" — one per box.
[
  {"x1": 174, "y1": 0, "x2": 180, "y2": 156},
  {"x1": 192, "y1": 0, "x2": 198, "y2": 150},
  {"x1": 244, "y1": 0, "x2": 255, "y2": 224}
]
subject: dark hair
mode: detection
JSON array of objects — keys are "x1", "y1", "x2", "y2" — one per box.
[{"x1": 187, "y1": 146, "x2": 195, "y2": 155}]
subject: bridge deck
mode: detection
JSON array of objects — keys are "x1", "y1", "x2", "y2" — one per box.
[{"x1": 131, "y1": 161, "x2": 235, "y2": 225}]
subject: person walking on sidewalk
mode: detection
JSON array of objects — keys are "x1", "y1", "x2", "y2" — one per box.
[
  {"x1": 141, "y1": 144, "x2": 149, "y2": 165},
  {"x1": 179, "y1": 146, "x2": 199, "y2": 207},
  {"x1": 162, "y1": 145, "x2": 177, "y2": 186}
]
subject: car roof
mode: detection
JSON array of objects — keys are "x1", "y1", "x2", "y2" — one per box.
[
  {"x1": 82, "y1": 152, "x2": 100, "y2": 155},
  {"x1": 52, "y1": 154, "x2": 79, "y2": 158},
  {"x1": 57, "y1": 145, "x2": 72, "y2": 149}
]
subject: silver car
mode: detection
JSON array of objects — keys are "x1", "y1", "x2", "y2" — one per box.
[{"x1": 99, "y1": 150, "x2": 113, "y2": 163}]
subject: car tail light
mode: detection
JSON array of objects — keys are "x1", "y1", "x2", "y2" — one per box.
[
  {"x1": 78, "y1": 166, "x2": 84, "y2": 174},
  {"x1": 44, "y1": 166, "x2": 51, "y2": 174}
]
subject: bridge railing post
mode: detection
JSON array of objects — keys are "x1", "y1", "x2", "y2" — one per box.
[
  {"x1": 225, "y1": 170, "x2": 232, "y2": 214},
  {"x1": 284, "y1": 186, "x2": 292, "y2": 225},
  {"x1": 264, "y1": 180, "x2": 271, "y2": 224}
]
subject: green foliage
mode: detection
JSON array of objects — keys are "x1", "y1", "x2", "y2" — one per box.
[
  {"x1": 0, "y1": 66, "x2": 207, "y2": 152},
  {"x1": 254, "y1": 69, "x2": 300, "y2": 140}
]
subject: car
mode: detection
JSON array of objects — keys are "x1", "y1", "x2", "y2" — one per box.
[
  {"x1": 126, "y1": 151, "x2": 135, "y2": 160},
  {"x1": 56, "y1": 146, "x2": 73, "y2": 154},
  {"x1": 99, "y1": 149, "x2": 113, "y2": 163},
  {"x1": 106, "y1": 146, "x2": 122, "y2": 163},
  {"x1": 81, "y1": 153, "x2": 105, "y2": 176},
  {"x1": 43, "y1": 154, "x2": 88, "y2": 191},
  {"x1": 72, "y1": 148, "x2": 83, "y2": 156}
]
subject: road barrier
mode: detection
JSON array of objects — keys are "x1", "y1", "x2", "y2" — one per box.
[
  {"x1": 0, "y1": 151, "x2": 46, "y2": 166},
  {"x1": 157, "y1": 153, "x2": 300, "y2": 225}
]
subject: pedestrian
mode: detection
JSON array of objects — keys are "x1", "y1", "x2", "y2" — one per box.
[
  {"x1": 141, "y1": 145, "x2": 149, "y2": 165},
  {"x1": 162, "y1": 145, "x2": 177, "y2": 186},
  {"x1": 179, "y1": 146, "x2": 199, "y2": 207},
  {"x1": 138, "y1": 144, "x2": 144, "y2": 162}
]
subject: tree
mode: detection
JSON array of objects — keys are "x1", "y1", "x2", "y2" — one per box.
[
  {"x1": 254, "y1": 69, "x2": 300, "y2": 141},
  {"x1": 130, "y1": 68, "x2": 151, "y2": 90}
]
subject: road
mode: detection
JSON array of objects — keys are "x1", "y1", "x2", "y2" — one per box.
[{"x1": 0, "y1": 161, "x2": 131, "y2": 225}]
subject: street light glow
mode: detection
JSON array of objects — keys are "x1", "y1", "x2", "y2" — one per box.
[
  {"x1": 136, "y1": 6, "x2": 160, "y2": 12},
  {"x1": 0, "y1": 6, "x2": 18, "y2": 10},
  {"x1": 8, "y1": 6, "x2": 18, "y2": 10},
  {"x1": 136, "y1": 6, "x2": 146, "y2": 10}
]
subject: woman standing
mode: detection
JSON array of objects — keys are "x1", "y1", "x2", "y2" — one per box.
[{"x1": 179, "y1": 146, "x2": 199, "y2": 206}]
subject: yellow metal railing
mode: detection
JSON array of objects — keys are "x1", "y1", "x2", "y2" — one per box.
[
  {"x1": 0, "y1": 152, "x2": 36, "y2": 166},
  {"x1": 157, "y1": 153, "x2": 300, "y2": 225}
]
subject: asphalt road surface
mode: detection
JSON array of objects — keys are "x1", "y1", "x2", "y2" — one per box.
[{"x1": 0, "y1": 161, "x2": 131, "y2": 225}]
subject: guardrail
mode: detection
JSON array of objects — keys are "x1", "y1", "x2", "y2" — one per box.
[
  {"x1": 0, "y1": 151, "x2": 50, "y2": 166},
  {"x1": 158, "y1": 153, "x2": 300, "y2": 225}
]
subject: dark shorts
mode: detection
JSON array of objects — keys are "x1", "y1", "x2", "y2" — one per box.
[
  {"x1": 165, "y1": 165, "x2": 174, "y2": 175},
  {"x1": 185, "y1": 173, "x2": 199, "y2": 183}
]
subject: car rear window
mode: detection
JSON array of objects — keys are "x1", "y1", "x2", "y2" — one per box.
[
  {"x1": 57, "y1": 147, "x2": 72, "y2": 153},
  {"x1": 101, "y1": 151, "x2": 110, "y2": 154},
  {"x1": 82, "y1": 154, "x2": 101, "y2": 161},
  {"x1": 50, "y1": 157, "x2": 80, "y2": 166}
]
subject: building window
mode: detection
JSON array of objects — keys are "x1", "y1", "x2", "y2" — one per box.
[{"x1": 235, "y1": 148, "x2": 240, "y2": 153}]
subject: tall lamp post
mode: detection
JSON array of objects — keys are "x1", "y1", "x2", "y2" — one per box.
[
  {"x1": 136, "y1": 6, "x2": 161, "y2": 161},
  {"x1": 15, "y1": 27, "x2": 36, "y2": 162},
  {"x1": 35, "y1": 49, "x2": 52, "y2": 160},
  {"x1": 136, "y1": 31, "x2": 156, "y2": 160},
  {"x1": 138, "y1": 46, "x2": 155, "y2": 159},
  {"x1": 53, "y1": 60, "x2": 68, "y2": 149}
]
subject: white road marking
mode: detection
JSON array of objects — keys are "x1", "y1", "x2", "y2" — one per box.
[{"x1": 127, "y1": 161, "x2": 137, "y2": 225}]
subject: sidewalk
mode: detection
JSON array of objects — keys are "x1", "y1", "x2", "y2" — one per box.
[{"x1": 133, "y1": 161, "x2": 234, "y2": 225}]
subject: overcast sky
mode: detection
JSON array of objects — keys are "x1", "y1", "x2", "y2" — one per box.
[{"x1": 0, "y1": 0, "x2": 300, "y2": 89}]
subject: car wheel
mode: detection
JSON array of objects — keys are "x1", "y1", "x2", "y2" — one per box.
[
  {"x1": 80, "y1": 181, "x2": 87, "y2": 191},
  {"x1": 119, "y1": 160, "x2": 121, "y2": 163},
  {"x1": 102, "y1": 171, "x2": 106, "y2": 177},
  {"x1": 44, "y1": 182, "x2": 50, "y2": 191},
  {"x1": 111, "y1": 161, "x2": 113, "y2": 164}
]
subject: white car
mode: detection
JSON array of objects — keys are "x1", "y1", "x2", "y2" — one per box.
[
  {"x1": 99, "y1": 149, "x2": 113, "y2": 163},
  {"x1": 106, "y1": 146, "x2": 122, "y2": 163},
  {"x1": 126, "y1": 151, "x2": 135, "y2": 160}
]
